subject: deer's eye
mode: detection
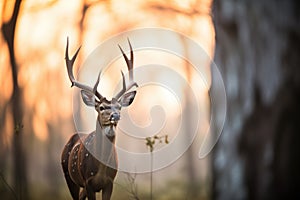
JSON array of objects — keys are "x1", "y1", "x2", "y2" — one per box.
[{"x1": 99, "y1": 106, "x2": 105, "y2": 111}]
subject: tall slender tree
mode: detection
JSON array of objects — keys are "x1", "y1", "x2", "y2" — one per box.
[
  {"x1": 212, "y1": 0, "x2": 300, "y2": 199},
  {"x1": 1, "y1": 0, "x2": 28, "y2": 199}
]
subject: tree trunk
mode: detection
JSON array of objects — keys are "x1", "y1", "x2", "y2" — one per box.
[
  {"x1": 212, "y1": 0, "x2": 300, "y2": 199},
  {"x1": 2, "y1": 0, "x2": 28, "y2": 199}
]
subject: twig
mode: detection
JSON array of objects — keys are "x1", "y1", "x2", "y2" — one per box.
[
  {"x1": 150, "y1": 151, "x2": 153, "y2": 200},
  {"x1": 0, "y1": 171, "x2": 18, "y2": 200},
  {"x1": 115, "y1": 173, "x2": 140, "y2": 200},
  {"x1": 145, "y1": 134, "x2": 169, "y2": 200}
]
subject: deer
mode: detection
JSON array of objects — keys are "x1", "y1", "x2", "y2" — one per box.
[{"x1": 61, "y1": 38, "x2": 138, "y2": 200}]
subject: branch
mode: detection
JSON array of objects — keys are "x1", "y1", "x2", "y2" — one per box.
[
  {"x1": 144, "y1": 2, "x2": 205, "y2": 17},
  {"x1": 0, "y1": 171, "x2": 17, "y2": 200}
]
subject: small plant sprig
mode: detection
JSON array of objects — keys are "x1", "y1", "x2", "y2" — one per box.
[
  {"x1": 14, "y1": 122, "x2": 23, "y2": 135},
  {"x1": 125, "y1": 172, "x2": 140, "y2": 200},
  {"x1": 116, "y1": 172, "x2": 140, "y2": 200},
  {"x1": 145, "y1": 134, "x2": 169, "y2": 200},
  {"x1": 145, "y1": 134, "x2": 169, "y2": 152}
]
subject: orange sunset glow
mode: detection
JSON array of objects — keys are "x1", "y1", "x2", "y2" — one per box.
[{"x1": 0, "y1": 0, "x2": 214, "y2": 199}]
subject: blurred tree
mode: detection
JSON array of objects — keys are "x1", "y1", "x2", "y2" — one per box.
[
  {"x1": 1, "y1": 0, "x2": 28, "y2": 199},
  {"x1": 147, "y1": 2, "x2": 209, "y2": 197},
  {"x1": 212, "y1": 0, "x2": 300, "y2": 200}
]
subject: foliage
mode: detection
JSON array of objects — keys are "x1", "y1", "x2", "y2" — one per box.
[{"x1": 145, "y1": 135, "x2": 169, "y2": 153}]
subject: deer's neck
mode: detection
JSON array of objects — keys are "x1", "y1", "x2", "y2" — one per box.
[{"x1": 91, "y1": 119, "x2": 117, "y2": 168}]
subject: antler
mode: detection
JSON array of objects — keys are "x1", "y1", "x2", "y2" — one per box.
[
  {"x1": 65, "y1": 37, "x2": 103, "y2": 100},
  {"x1": 114, "y1": 39, "x2": 138, "y2": 100}
]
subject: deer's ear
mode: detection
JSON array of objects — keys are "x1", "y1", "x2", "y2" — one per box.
[
  {"x1": 81, "y1": 90, "x2": 96, "y2": 107},
  {"x1": 119, "y1": 91, "x2": 136, "y2": 107}
]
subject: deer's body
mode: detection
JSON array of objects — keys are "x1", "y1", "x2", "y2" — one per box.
[
  {"x1": 61, "y1": 38, "x2": 137, "y2": 200},
  {"x1": 61, "y1": 131, "x2": 117, "y2": 199}
]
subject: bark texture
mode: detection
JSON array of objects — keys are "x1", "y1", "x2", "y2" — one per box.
[
  {"x1": 2, "y1": 0, "x2": 28, "y2": 199},
  {"x1": 212, "y1": 0, "x2": 300, "y2": 199}
]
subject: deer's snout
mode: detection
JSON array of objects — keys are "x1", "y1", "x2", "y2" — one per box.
[{"x1": 110, "y1": 112, "x2": 120, "y2": 122}]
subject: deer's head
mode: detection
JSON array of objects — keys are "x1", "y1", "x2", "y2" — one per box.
[{"x1": 65, "y1": 38, "x2": 138, "y2": 137}]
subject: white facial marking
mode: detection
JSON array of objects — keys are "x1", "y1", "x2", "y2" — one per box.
[{"x1": 103, "y1": 126, "x2": 116, "y2": 137}]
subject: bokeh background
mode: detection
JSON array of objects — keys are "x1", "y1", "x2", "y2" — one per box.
[{"x1": 1, "y1": 0, "x2": 299, "y2": 200}]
